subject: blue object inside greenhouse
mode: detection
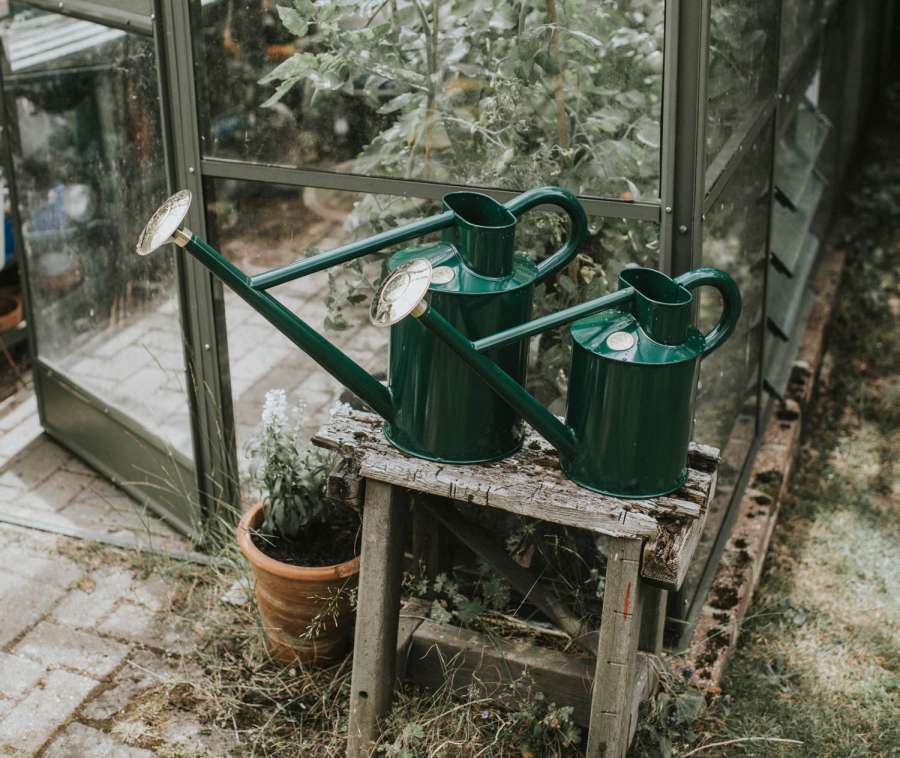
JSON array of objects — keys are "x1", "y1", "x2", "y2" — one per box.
[{"x1": 765, "y1": 98, "x2": 832, "y2": 397}]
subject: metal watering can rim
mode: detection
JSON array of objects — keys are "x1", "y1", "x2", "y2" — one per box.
[
  {"x1": 134, "y1": 186, "x2": 588, "y2": 427},
  {"x1": 371, "y1": 258, "x2": 742, "y2": 468}
]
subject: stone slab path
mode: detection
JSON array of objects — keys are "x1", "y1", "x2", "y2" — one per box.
[
  {"x1": 0, "y1": 520, "x2": 241, "y2": 757},
  {"x1": 0, "y1": 385, "x2": 242, "y2": 756}
]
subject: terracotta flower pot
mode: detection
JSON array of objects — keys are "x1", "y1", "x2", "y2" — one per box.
[{"x1": 237, "y1": 502, "x2": 360, "y2": 667}]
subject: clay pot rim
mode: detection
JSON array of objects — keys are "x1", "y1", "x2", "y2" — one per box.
[{"x1": 237, "y1": 501, "x2": 360, "y2": 580}]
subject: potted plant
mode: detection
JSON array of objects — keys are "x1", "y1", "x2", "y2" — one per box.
[{"x1": 237, "y1": 390, "x2": 360, "y2": 667}]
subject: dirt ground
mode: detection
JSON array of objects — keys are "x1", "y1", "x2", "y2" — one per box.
[{"x1": 630, "y1": 81, "x2": 900, "y2": 757}]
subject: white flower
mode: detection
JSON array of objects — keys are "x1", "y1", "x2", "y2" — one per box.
[{"x1": 261, "y1": 389, "x2": 288, "y2": 432}]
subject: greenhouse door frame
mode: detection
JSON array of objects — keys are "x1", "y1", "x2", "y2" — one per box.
[{"x1": 0, "y1": 0, "x2": 239, "y2": 542}]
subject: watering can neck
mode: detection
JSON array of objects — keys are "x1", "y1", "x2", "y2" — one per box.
[
  {"x1": 442, "y1": 191, "x2": 517, "y2": 278},
  {"x1": 619, "y1": 269, "x2": 693, "y2": 346}
]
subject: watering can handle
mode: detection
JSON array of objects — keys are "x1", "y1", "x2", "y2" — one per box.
[
  {"x1": 504, "y1": 187, "x2": 588, "y2": 285},
  {"x1": 674, "y1": 268, "x2": 742, "y2": 356}
]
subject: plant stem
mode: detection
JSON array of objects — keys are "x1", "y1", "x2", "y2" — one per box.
[
  {"x1": 423, "y1": 0, "x2": 440, "y2": 180},
  {"x1": 546, "y1": 0, "x2": 579, "y2": 292},
  {"x1": 545, "y1": 0, "x2": 567, "y2": 159}
]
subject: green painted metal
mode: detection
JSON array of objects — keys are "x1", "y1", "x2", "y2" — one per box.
[
  {"x1": 383, "y1": 187, "x2": 587, "y2": 462},
  {"x1": 163, "y1": 185, "x2": 586, "y2": 464},
  {"x1": 180, "y1": 233, "x2": 395, "y2": 421},
  {"x1": 411, "y1": 266, "x2": 741, "y2": 497}
]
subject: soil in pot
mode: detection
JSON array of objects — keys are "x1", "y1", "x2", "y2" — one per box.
[
  {"x1": 250, "y1": 519, "x2": 359, "y2": 568},
  {"x1": 238, "y1": 503, "x2": 361, "y2": 668}
]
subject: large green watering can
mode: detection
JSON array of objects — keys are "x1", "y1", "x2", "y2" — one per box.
[
  {"x1": 371, "y1": 259, "x2": 741, "y2": 497},
  {"x1": 136, "y1": 186, "x2": 586, "y2": 463}
]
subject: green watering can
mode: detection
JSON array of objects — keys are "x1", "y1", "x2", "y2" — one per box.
[
  {"x1": 371, "y1": 259, "x2": 741, "y2": 497},
  {"x1": 136, "y1": 186, "x2": 587, "y2": 463}
]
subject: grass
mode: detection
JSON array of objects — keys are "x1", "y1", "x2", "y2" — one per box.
[{"x1": 630, "y1": 81, "x2": 900, "y2": 758}]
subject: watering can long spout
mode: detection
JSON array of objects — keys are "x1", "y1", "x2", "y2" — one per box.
[{"x1": 136, "y1": 191, "x2": 395, "y2": 420}]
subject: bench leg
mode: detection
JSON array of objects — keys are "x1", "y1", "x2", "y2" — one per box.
[
  {"x1": 347, "y1": 480, "x2": 408, "y2": 757},
  {"x1": 587, "y1": 537, "x2": 645, "y2": 758}
]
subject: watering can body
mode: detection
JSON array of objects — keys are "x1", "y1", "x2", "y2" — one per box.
[
  {"x1": 393, "y1": 262, "x2": 741, "y2": 497},
  {"x1": 384, "y1": 191, "x2": 569, "y2": 462},
  {"x1": 562, "y1": 269, "x2": 712, "y2": 496}
]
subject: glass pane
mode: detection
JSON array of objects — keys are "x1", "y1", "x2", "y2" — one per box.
[
  {"x1": 195, "y1": 0, "x2": 664, "y2": 200},
  {"x1": 706, "y1": 0, "x2": 779, "y2": 188},
  {"x1": 204, "y1": 178, "x2": 659, "y2": 473},
  {"x1": 3, "y1": 16, "x2": 194, "y2": 459},
  {"x1": 684, "y1": 119, "x2": 772, "y2": 603},
  {"x1": 780, "y1": 0, "x2": 822, "y2": 80}
]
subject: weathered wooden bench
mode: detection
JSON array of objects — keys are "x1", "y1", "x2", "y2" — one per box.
[{"x1": 313, "y1": 409, "x2": 718, "y2": 758}]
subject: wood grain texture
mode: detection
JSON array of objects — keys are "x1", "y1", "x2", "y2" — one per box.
[
  {"x1": 326, "y1": 457, "x2": 365, "y2": 509},
  {"x1": 641, "y1": 470, "x2": 717, "y2": 591},
  {"x1": 347, "y1": 481, "x2": 408, "y2": 758},
  {"x1": 587, "y1": 537, "x2": 645, "y2": 758},
  {"x1": 395, "y1": 598, "x2": 430, "y2": 680},
  {"x1": 313, "y1": 410, "x2": 719, "y2": 540},
  {"x1": 406, "y1": 618, "x2": 657, "y2": 728}
]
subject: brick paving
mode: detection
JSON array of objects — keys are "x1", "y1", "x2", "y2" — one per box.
[
  {"x1": 0, "y1": 192, "x2": 388, "y2": 755},
  {"x1": 0, "y1": 519, "x2": 237, "y2": 756},
  {"x1": 0, "y1": 393, "x2": 240, "y2": 755}
]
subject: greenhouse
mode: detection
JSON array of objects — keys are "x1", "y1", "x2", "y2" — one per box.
[{"x1": 0, "y1": 0, "x2": 896, "y2": 755}]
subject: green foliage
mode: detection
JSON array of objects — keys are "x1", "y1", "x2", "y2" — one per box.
[
  {"x1": 635, "y1": 659, "x2": 711, "y2": 758},
  {"x1": 244, "y1": 389, "x2": 340, "y2": 539},
  {"x1": 423, "y1": 567, "x2": 510, "y2": 625},
  {"x1": 262, "y1": 0, "x2": 663, "y2": 197}
]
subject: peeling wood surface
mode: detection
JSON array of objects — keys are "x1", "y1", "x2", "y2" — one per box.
[
  {"x1": 641, "y1": 470, "x2": 718, "y2": 591},
  {"x1": 314, "y1": 410, "x2": 719, "y2": 540}
]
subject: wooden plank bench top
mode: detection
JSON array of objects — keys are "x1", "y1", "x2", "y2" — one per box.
[{"x1": 313, "y1": 408, "x2": 719, "y2": 542}]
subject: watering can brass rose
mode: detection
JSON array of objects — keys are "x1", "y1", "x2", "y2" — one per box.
[
  {"x1": 372, "y1": 260, "x2": 742, "y2": 498},
  {"x1": 137, "y1": 186, "x2": 587, "y2": 463}
]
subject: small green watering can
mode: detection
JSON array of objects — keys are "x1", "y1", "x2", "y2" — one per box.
[
  {"x1": 136, "y1": 186, "x2": 586, "y2": 463},
  {"x1": 371, "y1": 259, "x2": 741, "y2": 497}
]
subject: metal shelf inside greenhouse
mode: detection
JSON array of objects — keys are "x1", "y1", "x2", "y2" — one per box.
[
  {"x1": 770, "y1": 174, "x2": 825, "y2": 274},
  {"x1": 774, "y1": 104, "x2": 832, "y2": 204},
  {"x1": 767, "y1": 232, "x2": 820, "y2": 334}
]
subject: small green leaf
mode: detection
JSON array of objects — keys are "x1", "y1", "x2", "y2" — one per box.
[
  {"x1": 535, "y1": 50, "x2": 561, "y2": 75},
  {"x1": 276, "y1": 6, "x2": 309, "y2": 37}
]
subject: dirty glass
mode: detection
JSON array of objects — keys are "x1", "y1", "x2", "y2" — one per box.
[
  {"x1": 780, "y1": 0, "x2": 822, "y2": 82},
  {"x1": 194, "y1": 0, "x2": 664, "y2": 200},
  {"x1": 683, "y1": 120, "x2": 772, "y2": 604},
  {"x1": 2, "y1": 16, "x2": 194, "y2": 460},
  {"x1": 705, "y1": 0, "x2": 779, "y2": 189}
]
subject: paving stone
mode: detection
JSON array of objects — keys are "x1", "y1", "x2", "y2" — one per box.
[
  {"x1": 0, "y1": 396, "x2": 37, "y2": 433},
  {"x1": 50, "y1": 569, "x2": 134, "y2": 630},
  {"x1": 0, "y1": 654, "x2": 45, "y2": 719},
  {"x1": 43, "y1": 722, "x2": 155, "y2": 758},
  {"x1": 128, "y1": 573, "x2": 172, "y2": 613},
  {"x1": 80, "y1": 650, "x2": 175, "y2": 721},
  {"x1": 13, "y1": 623, "x2": 129, "y2": 678},
  {"x1": 0, "y1": 417, "x2": 43, "y2": 460},
  {"x1": 0, "y1": 572, "x2": 66, "y2": 648},
  {"x1": 0, "y1": 669, "x2": 96, "y2": 754},
  {"x1": 0, "y1": 437, "x2": 71, "y2": 490},
  {"x1": 0, "y1": 545, "x2": 83, "y2": 588},
  {"x1": 97, "y1": 602, "x2": 197, "y2": 655},
  {"x1": 155, "y1": 715, "x2": 240, "y2": 757},
  {"x1": 26, "y1": 469, "x2": 89, "y2": 512}
]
